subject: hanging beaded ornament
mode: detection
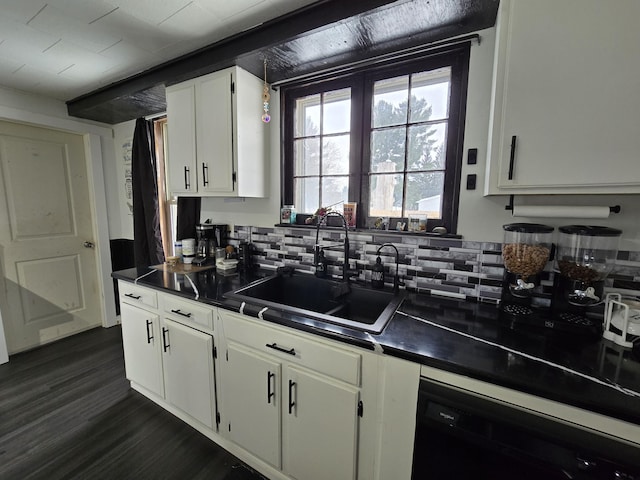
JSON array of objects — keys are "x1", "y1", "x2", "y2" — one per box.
[{"x1": 261, "y1": 59, "x2": 271, "y2": 123}]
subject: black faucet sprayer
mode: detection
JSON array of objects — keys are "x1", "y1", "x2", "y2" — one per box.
[
  {"x1": 314, "y1": 211, "x2": 350, "y2": 283},
  {"x1": 375, "y1": 243, "x2": 401, "y2": 293}
]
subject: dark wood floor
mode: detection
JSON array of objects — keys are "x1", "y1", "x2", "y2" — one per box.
[{"x1": 0, "y1": 326, "x2": 266, "y2": 480}]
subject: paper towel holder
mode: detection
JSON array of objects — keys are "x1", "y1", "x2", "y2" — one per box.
[{"x1": 504, "y1": 195, "x2": 621, "y2": 214}]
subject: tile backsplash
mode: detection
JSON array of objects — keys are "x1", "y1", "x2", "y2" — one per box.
[{"x1": 228, "y1": 225, "x2": 640, "y2": 303}]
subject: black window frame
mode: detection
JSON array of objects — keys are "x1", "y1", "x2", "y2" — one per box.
[{"x1": 281, "y1": 42, "x2": 470, "y2": 234}]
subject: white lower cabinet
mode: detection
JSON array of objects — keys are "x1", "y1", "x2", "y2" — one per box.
[
  {"x1": 118, "y1": 283, "x2": 217, "y2": 431},
  {"x1": 223, "y1": 342, "x2": 282, "y2": 467},
  {"x1": 120, "y1": 302, "x2": 164, "y2": 397},
  {"x1": 219, "y1": 310, "x2": 362, "y2": 480},
  {"x1": 282, "y1": 365, "x2": 359, "y2": 480},
  {"x1": 161, "y1": 318, "x2": 216, "y2": 429}
]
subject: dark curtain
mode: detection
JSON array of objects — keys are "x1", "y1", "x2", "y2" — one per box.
[
  {"x1": 132, "y1": 118, "x2": 164, "y2": 268},
  {"x1": 176, "y1": 197, "x2": 201, "y2": 240}
]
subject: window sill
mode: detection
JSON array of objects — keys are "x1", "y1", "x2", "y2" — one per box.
[{"x1": 274, "y1": 223, "x2": 462, "y2": 239}]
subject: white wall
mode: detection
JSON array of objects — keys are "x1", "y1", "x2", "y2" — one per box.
[
  {"x1": 111, "y1": 120, "x2": 136, "y2": 239},
  {"x1": 0, "y1": 85, "x2": 118, "y2": 332}
]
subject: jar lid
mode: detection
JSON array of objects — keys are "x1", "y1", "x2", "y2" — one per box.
[
  {"x1": 503, "y1": 223, "x2": 554, "y2": 233},
  {"x1": 559, "y1": 225, "x2": 622, "y2": 237}
]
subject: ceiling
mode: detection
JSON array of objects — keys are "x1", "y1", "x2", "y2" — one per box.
[
  {"x1": 0, "y1": 0, "x2": 499, "y2": 124},
  {"x1": 0, "y1": 0, "x2": 319, "y2": 101}
]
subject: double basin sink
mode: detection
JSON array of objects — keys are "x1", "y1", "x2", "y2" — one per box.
[{"x1": 225, "y1": 271, "x2": 405, "y2": 333}]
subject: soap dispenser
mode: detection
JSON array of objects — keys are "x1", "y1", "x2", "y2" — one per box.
[{"x1": 371, "y1": 256, "x2": 385, "y2": 288}]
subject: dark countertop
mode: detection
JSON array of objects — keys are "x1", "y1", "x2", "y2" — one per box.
[{"x1": 112, "y1": 266, "x2": 640, "y2": 428}]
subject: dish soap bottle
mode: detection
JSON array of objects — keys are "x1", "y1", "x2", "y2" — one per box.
[{"x1": 371, "y1": 256, "x2": 385, "y2": 288}]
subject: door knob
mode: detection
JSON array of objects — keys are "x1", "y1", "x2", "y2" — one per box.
[{"x1": 83, "y1": 241, "x2": 95, "y2": 248}]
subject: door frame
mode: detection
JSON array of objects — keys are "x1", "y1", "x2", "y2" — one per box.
[{"x1": 0, "y1": 103, "x2": 117, "y2": 344}]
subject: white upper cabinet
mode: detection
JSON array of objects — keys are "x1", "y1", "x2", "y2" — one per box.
[
  {"x1": 485, "y1": 0, "x2": 640, "y2": 195},
  {"x1": 166, "y1": 66, "x2": 268, "y2": 197}
]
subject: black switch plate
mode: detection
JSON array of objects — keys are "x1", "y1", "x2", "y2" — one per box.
[
  {"x1": 466, "y1": 174, "x2": 477, "y2": 190},
  {"x1": 467, "y1": 148, "x2": 477, "y2": 165}
]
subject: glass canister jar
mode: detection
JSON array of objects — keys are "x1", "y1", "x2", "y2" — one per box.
[
  {"x1": 554, "y1": 225, "x2": 622, "y2": 306},
  {"x1": 502, "y1": 223, "x2": 554, "y2": 298}
]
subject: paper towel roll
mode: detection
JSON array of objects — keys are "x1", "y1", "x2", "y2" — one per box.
[{"x1": 511, "y1": 205, "x2": 611, "y2": 219}]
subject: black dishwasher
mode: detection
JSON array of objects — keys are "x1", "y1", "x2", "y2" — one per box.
[{"x1": 413, "y1": 378, "x2": 640, "y2": 479}]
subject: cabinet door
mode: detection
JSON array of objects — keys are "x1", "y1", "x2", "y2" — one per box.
[
  {"x1": 166, "y1": 82, "x2": 198, "y2": 195},
  {"x1": 487, "y1": 0, "x2": 640, "y2": 194},
  {"x1": 161, "y1": 318, "x2": 216, "y2": 429},
  {"x1": 196, "y1": 71, "x2": 235, "y2": 194},
  {"x1": 222, "y1": 341, "x2": 282, "y2": 468},
  {"x1": 120, "y1": 303, "x2": 164, "y2": 397},
  {"x1": 283, "y1": 366, "x2": 360, "y2": 480}
]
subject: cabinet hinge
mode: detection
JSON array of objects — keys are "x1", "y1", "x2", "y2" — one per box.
[
  {"x1": 232, "y1": 172, "x2": 237, "y2": 184},
  {"x1": 231, "y1": 81, "x2": 235, "y2": 94},
  {"x1": 213, "y1": 346, "x2": 217, "y2": 359},
  {"x1": 357, "y1": 400, "x2": 364, "y2": 418},
  {"x1": 216, "y1": 412, "x2": 221, "y2": 426}
]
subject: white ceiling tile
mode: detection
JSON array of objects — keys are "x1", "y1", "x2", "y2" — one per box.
[
  {"x1": 111, "y1": 0, "x2": 193, "y2": 26},
  {"x1": 46, "y1": 41, "x2": 121, "y2": 76},
  {"x1": 0, "y1": 16, "x2": 60, "y2": 53},
  {"x1": 267, "y1": 0, "x2": 318, "y2": 17},
  {"x1": 47, "y1": 0, "x2": 120, "y2": 24},
  {"x1": 0, "y1": 0, "x2": 47, "y2": 23},
  {"x1": 90, "y1": 7, "x2": 185, "y2": 52},
  {"x1": 197, "y1": 0, "x2": 267, "y2": 21},
  {"x1": 157, "y1": 2, "x2": 224, "y2": 37},
  {"x1": 26, "y1": 4, "x2": 123, "y2": 53}
]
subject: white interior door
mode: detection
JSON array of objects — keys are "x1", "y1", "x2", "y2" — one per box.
[{"x1": 0, "y1": 120, "x2": 103, "y2": 353}]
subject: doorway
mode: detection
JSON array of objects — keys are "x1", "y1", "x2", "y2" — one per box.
[{"x1": 0, "y1": 120, "x2": 104, "y2": 353}]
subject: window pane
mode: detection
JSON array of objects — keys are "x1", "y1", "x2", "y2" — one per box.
[
  {"x1": 410, "y1": 68, "x2": 451, "y2": 122},
  {"x1": 369, "y1": 173, "x2": 403, "y2": 217},
  {"x1": 322, "y1": 135, "x2": 350, "y2": 175},
  {"x1": 294, "y1": 138, "x2": 320, "y2": 176},
  {"x1": 371, "y1": 127, "x2": 406, "y2": 172},
  {"x1": 323, "y1": 89, "x2": 351, "y2": 135},
  {"x1": 372, "y1": 76, "x2": 409, "y2": 128},
  {"x1": 321, "y1": 176, "x2": 348, "y2": 208},
  {"x1": 294, "y1": 94, "x2": 321, "y2": 137},
  {"x1": 294, "y1": 177, "x2": 319, "y2": 214},
  {"x1": 407, "y1": 123, "x2": 447, "y2": 171},
  {"x1": 405, "y1": 172, "x2": 444, "y2": 219}
]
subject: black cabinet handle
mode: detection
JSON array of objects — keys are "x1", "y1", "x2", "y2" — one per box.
[
  {"x1": 124, "y1": 293, "x2": 141, "y2": 300},
  {"x1": 508, "y1": 135, "x2": 517, "y2": 180},
  {"x1": 288, "y1": 380, "x2": 296, "y2": 414},
  {"x1": 202, "y1": 162, "x2": 209, "y2": 186},
  {"x1": 170, "y1": 309, "x2": 192, "y2": 318},
  {"x1": 266, "y1": 343, "x2": 296, "y2": 356},
  {"x1": 145, "y1": 320, "x2": 153, "y2": 344},
  {"x1": 184, "y1": 166, "x2": 190, "y2": 189},
  {"x1": 162, "y1": 327, "x2": 170, "y2": 352},
  {"x1": 267, "y1": 371, "x2": 275, "y2": 404}
]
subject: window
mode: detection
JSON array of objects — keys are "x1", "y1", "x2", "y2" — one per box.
[{"x1": 282, "y1": 44, "x2": 470, "y2": 233}]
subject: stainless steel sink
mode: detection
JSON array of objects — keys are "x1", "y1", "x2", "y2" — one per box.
[{"x1": 225, "y1": 272, "x2": 404, "y2": 333}]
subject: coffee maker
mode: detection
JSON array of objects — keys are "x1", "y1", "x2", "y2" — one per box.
[
  {"x1": 499, "y1": 223, "x2": 554, "y2": 324},
  {"x1": 193, "y1": 223, "x2": 229, "y2": 266},
  {"x1": 551, "y1": 225, "x2": 622, "y2": 331}
]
